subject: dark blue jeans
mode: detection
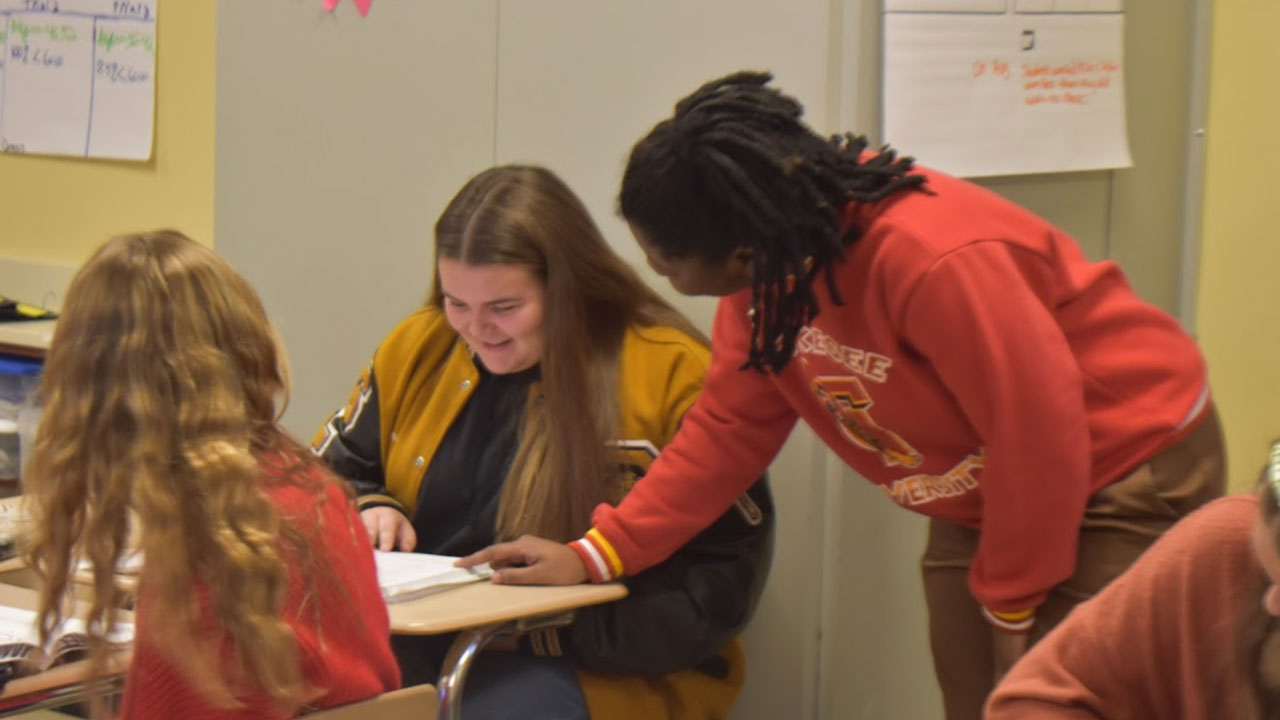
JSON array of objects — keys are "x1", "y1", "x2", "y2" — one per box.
[{"x1": 392, "y1": 634, "x2": 589, "y2": 720}]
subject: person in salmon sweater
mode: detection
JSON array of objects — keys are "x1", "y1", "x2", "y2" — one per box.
[
  {"x1": 21, "y1": 231, "x2": 400, "y2": 719},
  {"x1": 461, "y1": 71, "x2": 1226, "y2": 719},
  {"x1": 987, "y1": 443, "x2": 1280, "y2": 719}
]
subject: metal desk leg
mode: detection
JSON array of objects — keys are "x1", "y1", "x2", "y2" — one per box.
[
  {"x1": 435, "y1": 612, "x2": 576, "y2": 720},
  {"x1": 436, "y1": 621, "x2": 513, "y2": 720}
]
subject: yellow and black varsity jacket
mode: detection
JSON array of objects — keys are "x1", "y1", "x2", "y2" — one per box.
[{"x1": 312, "y1": 307, "x2": 774, "y2": 720}]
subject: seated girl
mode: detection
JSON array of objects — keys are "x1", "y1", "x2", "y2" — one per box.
[
  {"x1": 23, "y1": 231, "x2": 400, "y2": 719},
  {"x1": 313, "y1": 165, "x2": 774, "y2": 720},
  {"x1": 987, "y1": 443, "x2": 1280, "y2": 719}
]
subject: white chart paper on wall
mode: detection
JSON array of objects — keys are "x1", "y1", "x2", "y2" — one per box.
[
  {"x1": 883, "y1": 0, "x2": 1130, "y2": 178},
  {"x1": 0, "y1": 0, "x2": 156, "y2": 161}
]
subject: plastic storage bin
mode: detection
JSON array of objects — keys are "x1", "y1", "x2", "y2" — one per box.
[{"x1": 0, "y1": 355, "x2": 42, "y2": 481}]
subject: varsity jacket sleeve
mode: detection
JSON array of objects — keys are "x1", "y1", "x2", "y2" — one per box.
[
  {"x1": 899, "y1": 240, "x2": 1093, "y2": 628},
  {"x1": 541, "y1": 475, "x2": 773, "y2": 675},
  {"x1": 310, "y1": 359, "x2": 405, "y2": 515},
  {"x1": 571, "y1": 298, "x2": 799, "y2": 582}
]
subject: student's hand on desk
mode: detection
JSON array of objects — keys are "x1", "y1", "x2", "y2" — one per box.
[
  {"x1": 360, "y1": 507, "x2": 417, "y2": 552},
  {"x1": 457, "y1": 535, "x2": 589, "y2": 585}
]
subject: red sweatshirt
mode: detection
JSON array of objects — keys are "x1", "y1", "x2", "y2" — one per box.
[
  {"x1": 986, "y1": 494, "x2": 1257, "y2": 719},
  {"x1": 573, "y1": 164, "x2": 1207, "y2": 622},
  {"x1": 118, "y1": 460, "x2": 400, "y2": 719}
]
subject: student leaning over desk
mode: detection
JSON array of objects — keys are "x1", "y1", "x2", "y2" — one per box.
[
  {"x1": 22, "y1": 232, "x2": 400, "y2": 719},
  {"x1": 461, "y1": 71, "x2": 1227, "y2": 720},
  {"x1": 313, "y1": 165, "x2": 774, "y2": 720},
  {"x1": 987, "y1": 444, "x2": 1280, "y2": 720}
]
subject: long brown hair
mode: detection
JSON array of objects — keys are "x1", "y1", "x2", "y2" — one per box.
[
  {"x1": 23, "y1": 231, "x2": 324, "y2": 714},
  {"x1": 431, "y1": 165, "x2": 705, "y2": 542}
]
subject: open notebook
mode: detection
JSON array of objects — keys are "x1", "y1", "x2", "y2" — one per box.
[
  {"x1": 0, "y1": 605, "x2": 133, "y2": 679},
  {"x1": 374, "y1": 551, "x2": 493, "y2": 604}
]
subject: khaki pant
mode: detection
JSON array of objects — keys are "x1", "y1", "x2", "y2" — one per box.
[{"x1": 921, "y1": 408, "x2": 1225, "y2": 720}]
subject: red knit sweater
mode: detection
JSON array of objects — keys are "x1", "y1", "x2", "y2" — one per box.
[
  {"x1": 986, "y1": 494, "x2": 1257, "y2": 719},
  {"x1": 117, "y1": 461, "x2": 400, "y2": 719},
  {"x1": 573, "y1": 164, "x2": 1207, "y2": 620}
]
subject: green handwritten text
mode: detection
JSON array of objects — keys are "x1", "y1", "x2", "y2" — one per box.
[
  {"x1": 96, "y1": 28, "x2": 154, "y2": 55},
  {"x1": 9, "y1": 19, "x2": 77, "y2": 44}
]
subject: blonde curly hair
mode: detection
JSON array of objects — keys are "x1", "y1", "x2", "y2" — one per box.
[{"x1": 22, "y1": 230, "x2": 331, "y2": 715}]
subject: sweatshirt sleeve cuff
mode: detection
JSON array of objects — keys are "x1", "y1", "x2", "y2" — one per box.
[
  {"x1": 355, "y1": 493, "x2": 407, "y2": 515},
  {"x1": 570, "y1": 528, "x2": 624, "y2": 583},
  {"x1": 981, "y1": 606, "x2": 1035, "y2": 633}
]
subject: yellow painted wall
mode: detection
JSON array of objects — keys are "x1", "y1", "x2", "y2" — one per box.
[
  {"x1": 0, "y1": 0, "x2": 215, "y2": 264},
  {"x1": 1196, "y1": 2, "x2": 1280, "y2": 491}
]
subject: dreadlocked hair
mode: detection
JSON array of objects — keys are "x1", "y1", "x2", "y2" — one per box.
[{"x1": 619, "y1": 70, "x2": 927, "y2": 373}]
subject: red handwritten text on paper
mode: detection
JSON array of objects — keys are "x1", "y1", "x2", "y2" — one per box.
[{"x1": 971, "y1": 58, "x2": 1120, "y2": 107}]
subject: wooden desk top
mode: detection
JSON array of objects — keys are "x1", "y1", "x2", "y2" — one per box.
[
  {"x1": 388, "y1": 580, "x2": 627, "y2": 635},
  {"x1": 0, "y1": 320, "x2": 54, "y2": 357},
  {"x1": 0, "y1": 497, "x2": 139, "y2": 594},
  {"x1": 0, "y1": 583, "x2": 131, "y2": 702}
]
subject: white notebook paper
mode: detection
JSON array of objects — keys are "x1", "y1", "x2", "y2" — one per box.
[
  {"x1": 374, "y1": 551, "x2": 493, "y2": 604},
  {"x1": 0, "y1": 605, "x2": 133, "y2": 677}
]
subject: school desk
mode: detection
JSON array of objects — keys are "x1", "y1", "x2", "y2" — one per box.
[
  {"x1": 0, "y1": 582, "x2": 131, "y2": 717},
  {"x1": 0, "y1": 498, "x2": 140, "y2": 599},
  {"x1": 387, "y1": 580, "x2": 628, "y2": 720},
  {"x1": 0, "y1": 320, "x2": 54, "y2": 360}
]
